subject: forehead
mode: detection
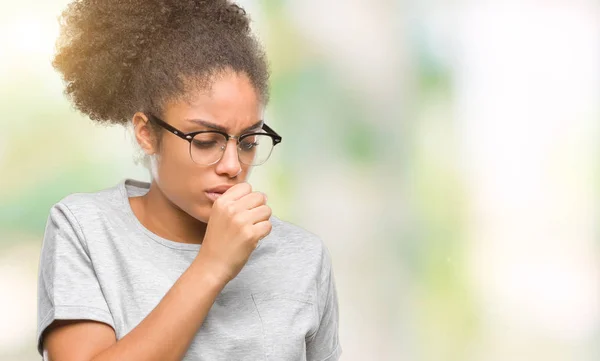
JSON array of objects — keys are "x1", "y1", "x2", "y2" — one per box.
[{"x1": 163, "y1": 71, "x2": 263, "y2": 133}]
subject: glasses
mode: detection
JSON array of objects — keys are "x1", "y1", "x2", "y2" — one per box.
[{"x1": 146, "y1": 113, "x2": 282, "y2": 166}]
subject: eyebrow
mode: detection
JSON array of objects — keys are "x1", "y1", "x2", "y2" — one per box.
[{"x1": 187, "y1": 118, "x2": 264, "y2": 134}]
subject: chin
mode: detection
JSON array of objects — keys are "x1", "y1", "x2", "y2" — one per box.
[
  {"x1": 193, "y1": 203, "x2": 213, "y2": 224},
  {"x1": 175, "y1": 197, "x2": 211, "y2": 224}
]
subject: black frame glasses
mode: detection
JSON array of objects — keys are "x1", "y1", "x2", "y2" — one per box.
[{"x1": 146, "y1": 113, "x2": 282, "y2": 166}]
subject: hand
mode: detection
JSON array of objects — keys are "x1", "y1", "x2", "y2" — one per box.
[{"x1": 195, "y1": 182, "x2": 272, "y2": 284}]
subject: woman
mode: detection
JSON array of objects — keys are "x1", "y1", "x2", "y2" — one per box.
[{"x1": 36, "y1": 1, "x2": 341, "y2": 360}]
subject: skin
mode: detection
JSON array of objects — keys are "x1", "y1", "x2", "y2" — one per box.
[
  {"x1": 130, "y1": 70, "x2": 265, "y2": 244},
  {"x1": 43, "y1": 69, "x2": 273, "y2": 361}
]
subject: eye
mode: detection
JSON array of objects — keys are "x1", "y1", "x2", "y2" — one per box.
[
  {"x1": 239, "y1": 137, "x2": 260, "y2": 151},
  {"x1": 192, "y1": 140, "x2": 218, "y2": 149},
  {"x1": 192, "y1": 133, "x2": 224, "y2": 149}
]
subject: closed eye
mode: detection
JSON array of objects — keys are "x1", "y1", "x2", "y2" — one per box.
[
  {"x1": 192, "y1": 140, "x2": 219, "y2": 149},
  {"x1": 240, "y1": 141, "x2": 259, "y2": 151}
]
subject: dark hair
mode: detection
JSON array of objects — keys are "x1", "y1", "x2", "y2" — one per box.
[{"x1": 53, "y1": 0, "x2": 270, "y2": 125}]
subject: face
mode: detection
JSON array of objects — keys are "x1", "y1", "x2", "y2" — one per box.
[{"x1": 133, "y1": 70, "x2": 263, "y2": 223}]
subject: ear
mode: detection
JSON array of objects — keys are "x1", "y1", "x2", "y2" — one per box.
[{"x1": 132, "y1": 112, "x2": 156, "y2": 155}]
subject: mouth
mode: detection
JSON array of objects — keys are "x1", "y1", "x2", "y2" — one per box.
[
  {"x1": 205, "y1": 191, "x2": 224, "y2": 202},
  {"x1": 205, "y1": 185, "x2": 233, "y2": 202}
]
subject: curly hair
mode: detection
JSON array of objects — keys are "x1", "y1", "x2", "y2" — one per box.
[{"x1": 53, "y1": 0, "x2": 270, "y2": 125}]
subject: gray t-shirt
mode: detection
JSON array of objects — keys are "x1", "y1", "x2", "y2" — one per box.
[{"x1": 37, "y1": 179, "x2": 341, "y2": 361}]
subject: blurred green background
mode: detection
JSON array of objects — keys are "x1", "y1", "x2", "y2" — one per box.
[{"x1": 1, "y1": 0, "x2": 599, "y2": 360}]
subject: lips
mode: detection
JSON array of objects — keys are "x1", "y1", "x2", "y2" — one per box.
[
  {"x1": 205, "y1": 191, "x2": 223, "y2": 202},
  {"x1": 205, "y1": 185, "x2": 233, "y2": 202},
  {"x1": 206, "y1": 185, "x2": 233, "y2": 194}
]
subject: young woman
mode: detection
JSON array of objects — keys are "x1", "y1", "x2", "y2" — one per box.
[{"x1": 36, "y1": 1, "x2": 341, "y2": 360}]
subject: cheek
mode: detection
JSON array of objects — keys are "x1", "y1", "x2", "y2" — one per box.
[
  {"x1": 159, "y1": 138, "x2": 190, "y2": 167},
  {"x1": 153, "y1": 137, "x2": 195, "y2": 181},
  {"x1": 154, "y1": 142, "x2": 215, "y2": 221}
]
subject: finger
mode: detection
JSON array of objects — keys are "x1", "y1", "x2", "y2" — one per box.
[
  {"x1": 253, "y1": 220, "x2": 272, "y2": 241},
  {"x1": 245, "y1": 204, "x2": 272, "y2": 224},
  {"x1": 217, "y1": 182, "x2": 252, "y2": 203},
  {"x1": 235, "y1": 191, "x2": 267, "y2": 211}
]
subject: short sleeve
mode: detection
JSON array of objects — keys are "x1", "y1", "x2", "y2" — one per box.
[
  {"x1": 37, "y1": 203, "x2": 115, "y2": 355},
  {"x1": 306, "y1": 248, "x2": 342, "y2": 361}
]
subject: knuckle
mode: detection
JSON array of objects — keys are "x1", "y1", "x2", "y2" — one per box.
[
  {"x1": 254, "y1": 192, "x2": 265, "y2": 203},
  {"x1": 261, "y1": 205, "x2": 272, "y2": 218},
  {"x1": 241, "y1": 226, "x2": 254, "y2": 241},
  {"x1": 232, "y1": 213, "x2": 245, "y2": 227},
  {"x1": 225, "y1": 203, "x2": 237, "y2": 217},
  {"x1": 213, "y1": 197, "x2": 224, "y2": 208}
]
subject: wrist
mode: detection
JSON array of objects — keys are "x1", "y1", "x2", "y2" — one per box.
[{"x1": 191, "y1": 255, "x2": 231, "y2": 289}]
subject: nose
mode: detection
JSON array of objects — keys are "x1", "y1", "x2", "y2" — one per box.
[{"x1": 215, "y1": 138, "x2": 242, "y2": 177}]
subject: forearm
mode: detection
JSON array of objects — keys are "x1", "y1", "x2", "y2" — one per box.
[{"x1": 91, "y1": 261, "x2": 225, "y2": 361}]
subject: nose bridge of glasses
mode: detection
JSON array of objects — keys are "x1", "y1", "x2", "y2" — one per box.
[
  {"x1": 219, "y1": 134, "x2": 243, "y2": 153},
  {"x1": 220, "y1": 133, "x2": 246, "y2": 149}
]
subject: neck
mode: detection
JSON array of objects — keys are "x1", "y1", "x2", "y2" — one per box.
[{"x1": 130, "y1": 181, "x2": 207, "y2": 245}]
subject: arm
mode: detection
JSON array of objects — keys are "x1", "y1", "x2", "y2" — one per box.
[
  {"x1": 44, "y1": 260, "x2": 225, "y2": 361},
  {"x1": 41, "y1": 182, "x2": 271, "y2": 361}
]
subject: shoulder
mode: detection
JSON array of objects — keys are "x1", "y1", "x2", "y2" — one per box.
[
  {"x1": 262, "y1": 215, "x2": 334, "y2": 271},
  {"x1": 52, "y1": 179, "x2": 147, "y2": 227},
  {"x1": 269, "y1": 216, "x2": 324, "y2": 248},
  {"x1": 57, "y1": 182, "x2": 125, "y2": 215},
  {"x1": 45, "y1": 181, "x2": 130, "y2": 240}
]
